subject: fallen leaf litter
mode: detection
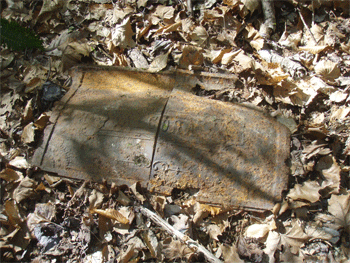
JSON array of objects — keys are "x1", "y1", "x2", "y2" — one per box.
[{"x1": 1, "y1": 0, "x2": 350, "y2": 262}]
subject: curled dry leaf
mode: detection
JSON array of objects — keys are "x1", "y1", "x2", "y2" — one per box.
[
  {"x1": 91, "y1": 208, "x2": 129, "y2": 224},
  {"x1": 22, "y1": 99, "x2": 33, "y2": 123},
  {"x1": 314, "y1": 60, "x2": 341, "y2": 80}
]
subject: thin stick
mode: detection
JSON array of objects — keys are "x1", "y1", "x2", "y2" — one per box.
[
  {"x1": 187, "y1": 0, "x2": 193, "y2": 17},
  {"x1": 298, "y1": 8, "x2": 317, "y2": 45},
  {"x1": 138, "y1": 206, "x2": 223, "y2": 263}
]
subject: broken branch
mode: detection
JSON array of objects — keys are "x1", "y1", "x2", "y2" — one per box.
[{"x1": 138, "y1": 206, "x2": 223, "y2": 263}]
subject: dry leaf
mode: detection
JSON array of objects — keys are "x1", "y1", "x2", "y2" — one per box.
[
  {"x1": 240, "y1": 0, "x2": 260, "y2": 15},
  {"x1": 154, "y1": 5, "x2": 175, "y2": 20},
  {"x1": 221, "y1": 49, "x2": 241, "y2": 65},
  {"x1": 111, "y1": 17, "x2": 136, "y2": 49},
  {"x1": 280, "y1": 220, "x2": 310, "y2": 255},
  {"x1": 328, "y1": 191, "x2": 350, "y2": 234},
  {"x1": 245, "y1": 24, "x2": 264, "y2": 51},
  {"x1": 5, "y1": 200, "x2": 23, "y2": 227},
  {"x1": 0, "y1": 168, "x2": 22, "y2": 182},
  {"x1": 34, "y1": 113, "x2": 51, "y2": 130},
  {"x1": 190, "y1": 26, "x2": 208, "y2": 47},
  {"x1": 148, "y1": 53, "x2": 169, "y2": 73},
  {"x1": 155, "y1": 21, "x2": 182, "y2": 35},
  {"x1": 178, "y1": 45, "x2": 204, "y2": 69},
  {"x1": 162, "y1": 238, "x2": 194, "y2": 260},
  {"x1": 13, "y1": 176, "x2": 38, "y2": 203},
  {"x1": 298, "y1": 45, "x2": 330, "y2": 54},
  {"x1": 329, "y1": 90, "x2": 348, "y2": 103},
  {"x1": 245, "y1": 223, "x2": 270, "y2": 239},
  {"x1": 207, "y1": 224, "x2": 222, "y2": 241},
  {"x1": 22, "y1": 99, "x2": 33, "y2": 123},
  {"x1": 287, "y1": 180, "x2": 322, "y2": 203},
  {"x1": 314, "y1": 60, "x2": 341, "y2": 80},
  {"x1": 220, "y1": 243, "x2": 244, "y2": 263},
  {"x1": 21, "y1": 122, "x2": 35, "y2": 144},
  {"x1": 263, "y1": 231, "x2": 280, "y2": 263},
  {"x1": 316, "y1": 155, "x2": 341, "y2": 194},
  {"x1": 91, "y1": 208, "x2": 129, "y2": 224},
  {"x1": 9, "y1": 156, "x2": 31, "y2": 169},
  {"x1": 330, "y1": 107, "x2": 350, "y2": 121}
]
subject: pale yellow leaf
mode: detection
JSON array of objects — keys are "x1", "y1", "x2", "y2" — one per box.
[
  {"x1": 245, "y1": 223, "x2": 270, "y2": 239},
  {"x1": 91, "y1": 208, "x2": 129, "y2": 224},
  {"x1": 298, "y1": 45, "x2": 330, "y2": 54}
]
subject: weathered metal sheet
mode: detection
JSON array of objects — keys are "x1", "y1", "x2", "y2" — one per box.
[{"x1": 32, "y1": 66, "x2": 290, "y2": 210}]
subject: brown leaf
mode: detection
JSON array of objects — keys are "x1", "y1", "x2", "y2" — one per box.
[
  {"x1": 287, "y1": 180, "x2": 322, "y2": 203},
  {"x1": 34, "y1": 113, "x2": 51, "y2": 130},
  {"x1": 154, "y1": 5, "x2": 175, "y2": 20},
  {"x1": 220, "y1": 243, "x2": 244, "y2": 263},
  {"x1": 5, "y1": 200, "x2": 23, "y2": 227},
  {"x1": 148, "y1": 53, "x2": 169, "y2": 73},
  {"x1": 21, "y1": 122, "x2": 35, "y2": 144},
  {"x1": 328, "y1": 191, "x2": 350, "y2": 234},
  {"x1": 162, "y1": 238, "x2": 194, "y2": 260},
  {"x1": 179, "y1": 45, "x2": 204, "y2": 69},
  {"x1": 0, "y1": 168, "x2": 21, "y2": 182},
  {"x1": 315, "y1": 60, "x2": 341, "y2": 80},
  {"x1": 22, "y1": 99, "x2": 33, "y2": 123},
  {"x1": 91, "y1": 208, "x2": 129, "y2": 224},
  {"x1": 111, "y1": 17, "x2": 136, "y2": 49},
  {"x1": 316, "y1": 155, "x2": 341, "y2": 194},
  {"x1": 280, "y1": 220, "x2": 310, "y2": 255},
  {"x1": 13, "y1": 176, "x2": 37, "y2": 203}
]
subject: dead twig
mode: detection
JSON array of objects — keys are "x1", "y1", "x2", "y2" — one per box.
[
  {"x1": 138, "y1": 206, "x2": 223, "y2": 263},
  {"x1": 261, "y1": 0, "x2": 276, "y2": 38},
  {"x1": 298, "y1": 8, "x2": 318, "y2": 45},
  {"x1": 187, "y1": 0, "x2": 193, "y2": 17}
]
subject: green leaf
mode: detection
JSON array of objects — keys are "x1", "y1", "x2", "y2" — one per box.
[{"x1": 0, "y1": 18, "x2": 44, "y2": 51}]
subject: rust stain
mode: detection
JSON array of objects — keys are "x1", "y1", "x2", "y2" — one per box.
[{"x1": 32, "y1": 66, "x2": 290, "y2": 211}]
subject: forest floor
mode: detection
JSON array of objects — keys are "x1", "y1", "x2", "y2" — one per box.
[{"x1": 0, "y1": 0, "x2": 349, "y2": 262}]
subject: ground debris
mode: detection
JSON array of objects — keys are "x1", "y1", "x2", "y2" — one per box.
[{"x1": 1, "y1": 0, "x2": 349, "y2": 262}]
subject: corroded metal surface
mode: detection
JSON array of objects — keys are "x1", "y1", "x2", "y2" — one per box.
[{"x1": 32, "y1": 66, "x2": 290, "y2": 210}]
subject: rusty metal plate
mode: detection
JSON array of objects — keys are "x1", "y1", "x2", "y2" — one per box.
[{"x1": 32, "y1": 66, "x2": 290, "y2": 210}]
